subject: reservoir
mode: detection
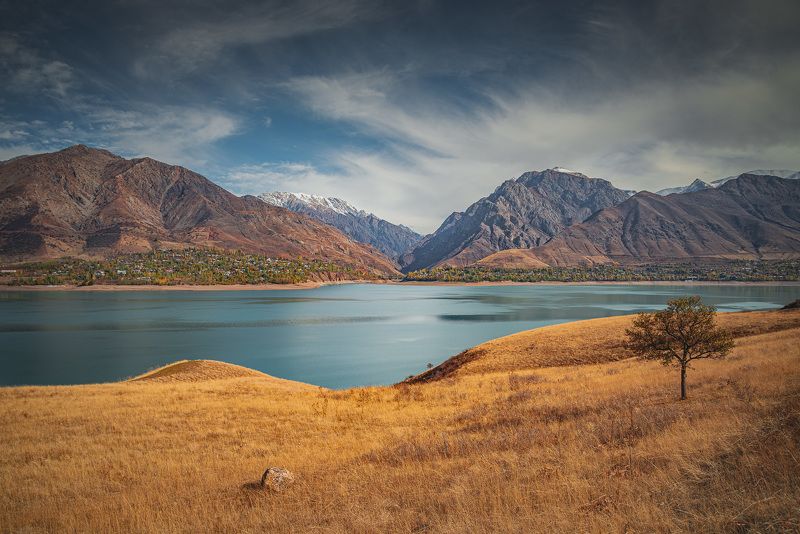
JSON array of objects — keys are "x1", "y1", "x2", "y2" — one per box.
[{"x1": 1, "y1": 283, "x2": 798, "y2": 388}]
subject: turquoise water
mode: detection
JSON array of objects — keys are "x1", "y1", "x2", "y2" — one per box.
[{"x1": 1, "y1": 283, "x2": 798, "y2": 388}]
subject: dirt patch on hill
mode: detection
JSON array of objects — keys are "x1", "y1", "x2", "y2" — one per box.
[{"x1": 130, "y1": 359, "x2": 272, "y2": 383}]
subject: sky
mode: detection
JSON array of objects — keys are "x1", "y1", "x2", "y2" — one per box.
[{"x1": 1, "y1": 0, "x2": 799, "y2": 233}]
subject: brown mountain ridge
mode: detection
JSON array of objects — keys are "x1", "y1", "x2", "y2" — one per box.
[
  {"x1": 0, "y1": 145, "x2": 399, "y2": 275},
  {"x1": 399, "y1": 168, "x2": 632, "y2": 272}
]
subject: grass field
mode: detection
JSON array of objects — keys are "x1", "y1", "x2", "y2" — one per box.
[{"x1": 1, "y1": 308, "x2": 799, "y2": 532}]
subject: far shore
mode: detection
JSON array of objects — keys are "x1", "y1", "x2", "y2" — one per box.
[{"x1": 2, "y1": 279, "x2": 799, "y2": 291}]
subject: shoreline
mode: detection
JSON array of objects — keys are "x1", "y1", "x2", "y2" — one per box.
[
  {"x1": 2, "y1": 279, "x2": 799, "y2": 291},
  {"x1": 0, "y1": 280, "x2": 358, "y2": 291},
  {"x1": 394, "y1": 280, "x2": 800, "y2": 287}
]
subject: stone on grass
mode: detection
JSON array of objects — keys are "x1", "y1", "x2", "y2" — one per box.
[{"x1": 260, "y1": 467, "x2": 295, "y2": 492}]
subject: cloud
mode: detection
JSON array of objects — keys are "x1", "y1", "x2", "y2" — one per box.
[
  {"x1": 0, "y1": 106, "x2": 239, "y2": 169},
  {"x1": 132, "y1": 0, "x2": 388, "y2": 77},
  {"x1": 271, "y1": 59, "x2": 800, "y2": 232},
  {"x1": 223, "y1": 162, "x2": 329, "y2": 194},
  {"x1": 0, "y1": 32, "x2": 239, "y2": 169},
  {"x1": 80, "y1": 106, "x2": 240, "y2": 167},
  {"x1": 0, "y1": 121, "x2": 30, "y2": 141},
  {"x1": 0, "y1": 145, "x2": 46, "y2": 161},
  {"x1": 0, "y1": 34, "x2": 74, "y2": 98}
]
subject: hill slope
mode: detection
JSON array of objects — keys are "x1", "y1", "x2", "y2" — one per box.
[
  {"x1": 479, "y1": 174, "x2": 800, "y2": 267},
  {"x1": 0, "y1": 146, "x2": 398, "y2": 275},
  {"x1": 399, "y1": 168, "x2": 631, "y2": 272},
  {"x1": 258, "y1": 192, "x2": 421, "y2": 260}
]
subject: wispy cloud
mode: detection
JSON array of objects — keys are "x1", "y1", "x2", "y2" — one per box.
[
  {"x1": 0, "y1": 106, "x2": 239, "y2": 169},
  {"x1": 0, "y1": 34, "x2": 73, "y2": 98},
  {"x1": 223, "y1": 161, "x2": 328, "y2": 194},
  {"x1": 0, "y1": 30, "x2": 241, "y2": 168},
  {"x1": 0, "y1": 120, "x2": 31, "y2": 141},
  {"x1": 133, "y1": 0, "x2": 389, "y2": 77},
  {"x1": 85, "y1": 106, "x2": 239, "y2": 166}
]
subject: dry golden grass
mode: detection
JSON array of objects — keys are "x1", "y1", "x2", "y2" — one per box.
[
  {"x1": 1, "y1": 309, "x2": 799, "y2": 533},
  {"x1": 410, "y1": 309, "x2": 800, "y2": 381}
]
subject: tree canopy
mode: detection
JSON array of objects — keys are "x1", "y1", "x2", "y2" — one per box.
[{"x1": 625, "y1": 296, "x2": 735, "y2": 399}]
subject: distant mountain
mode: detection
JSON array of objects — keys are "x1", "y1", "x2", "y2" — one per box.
[
  {"x1": 479, "y1": 173, "x2": 800, "y2": 267},
  {"x1": 399, "y1": 168, "x2": 632, "y2": 272},
  {"x1": 258, "y1": 192, "x2": 421, "y2": 260},
  {"x1": 656, "y1": 169, "x2": 800, "y2": 195},
  {"x1": 655, "y1": 179, "x2": 712, "y2": 196},
  {"x1": 0, "y1": 145, "x2": 399, "y2": 275},
  {"x1": 710, "y1": 169, "x2": 800, "y2": 187}
]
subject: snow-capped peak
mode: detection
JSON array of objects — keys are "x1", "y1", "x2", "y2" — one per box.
[{"x1": 257, "y1": 192, "x2": 368, "y2": 217}]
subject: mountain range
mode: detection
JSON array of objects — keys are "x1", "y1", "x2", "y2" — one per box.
[
  {"x1": 258, "y1": 192, "x2": 421, "y2": 260},
  {"x1": 479, "y1": 174, "x2": 800, "y2": 267},
  {"x1": 2, "y1": 145, "x2": 799, "y2": 275},
  {"x1": 398, "y1": 168, "x2": 632, "y2": 272},
  {"x1": 655, "y1": 170, "x2": 800, "y2": 196},
  {"x1": 0, "y1": 146, "x2": 398, "y2": 275}
]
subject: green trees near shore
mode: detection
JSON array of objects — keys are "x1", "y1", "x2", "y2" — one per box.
[{"x1": 1, "y1": 248, "x2": 377, "y2": 286}]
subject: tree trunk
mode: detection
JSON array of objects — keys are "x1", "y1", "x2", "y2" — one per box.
[{"x1": 680, "y1": 364, "x2": 687, "y2": 400}]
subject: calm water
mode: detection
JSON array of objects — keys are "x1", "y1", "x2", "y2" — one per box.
[{"x1": 1, "y1": 283, "x2": 798, "y2": 388}]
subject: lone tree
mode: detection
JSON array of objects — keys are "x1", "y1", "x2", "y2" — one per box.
[{"x1": 625, "y1": 296, "x2": 734, "y2": 400}]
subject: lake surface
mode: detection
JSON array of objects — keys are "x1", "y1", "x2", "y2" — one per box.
[{"x1": 1, "y1": 283, "x2": 799, "y2": 388}]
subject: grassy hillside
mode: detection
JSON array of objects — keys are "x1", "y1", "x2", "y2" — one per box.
[{"x1": 1, "y1": 309, "x2": 799, "y2": 532}]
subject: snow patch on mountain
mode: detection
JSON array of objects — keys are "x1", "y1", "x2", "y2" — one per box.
[
  {"x1": 551, "y1": 167, "x2": 579, "y2": 175},
  {"x1": 258, "y1": 192, "x2": 368, "y2": 217},
  {"x1": 547, "y1": 167, "x2": 592, "y2": 178}
]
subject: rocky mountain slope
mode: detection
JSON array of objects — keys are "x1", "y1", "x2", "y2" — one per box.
[
  {"x1": 399, "y1": 168, "x2": 632, "y2": 272},
  {"x1": 258, "y1": 192, "x2": 421, "y2": 260},
  {"x1": 0, "y1": 145, "x2": 399, "y2": 275},
  {"x1": 479, "y1": 173, "x2": 800, "y2": 267}
]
